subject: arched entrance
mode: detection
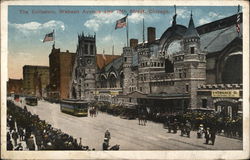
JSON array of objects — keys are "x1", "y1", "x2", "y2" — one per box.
[
  {"x1": 222, "y1": 54, "x2": 242, "y2": 84},
  {"x1": 214, "y1": 98, "x2": 239, "y2": 118}
]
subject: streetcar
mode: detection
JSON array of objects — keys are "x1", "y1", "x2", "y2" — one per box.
[
  {"x1": 25, "y1": 96, "x2": 38, "y2": 106},
  {"x1": 60, "y1": 99, "x2": 88, "y2": 117}
]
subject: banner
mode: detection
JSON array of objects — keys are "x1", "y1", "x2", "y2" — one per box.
[{"x1": 211, "y1": 90, "x2": 240, "y2": 98}]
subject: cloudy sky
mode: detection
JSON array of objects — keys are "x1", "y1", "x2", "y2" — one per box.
[{"x1": 8, "y1": 6, "x2": 239, "y2": 79}]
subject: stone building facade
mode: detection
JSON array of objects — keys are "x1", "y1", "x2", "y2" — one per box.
[
  {"x1": 70, "y1": 34, "x2": 97, "y2": 101},
  {"x1": 48, "y1": 46, "x2": 75, "y2": 100},
  {"x1": 22, "y1": 65, "x2": 49, "y2": 97},
  {"x1": 71, "y1": 12, "x2": 242, "y2": 116}
]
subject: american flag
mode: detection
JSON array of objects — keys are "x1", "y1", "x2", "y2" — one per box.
[
  {"x1": 115, "y1": 15, "x2": 127, "y2": 30},
  {"x1": 236, "y1": 5, "x2": 241, "y2": 33},
  {"x1": 43, "y1": 31, "x2": 54, "y2": 42}
]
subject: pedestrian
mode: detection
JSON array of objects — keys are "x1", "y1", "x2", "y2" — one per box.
[
  {"x1": 19, "y1": 127, "x2": 24, "y2": 141},
  {"x1": 102, "y1": 138, "x2": 109, "y2": 150},
  {"x1": 26, "y1": 136, "x2": 35, "y2": 150},
  {"x1": 204, "y1": 127, "x2": 211, "y2": 144},
  {"x1": 7, "y1": 132, "x2": 11, "y2": 142},
  {"x1": 105, "y1": 129, "x2": 111, "y2": 141},
  {"x1": 7, "y1": 141, "x2": 13, "y2": 150},
  {"x1": 12, "y1": 129, "x2": 19, "y2": 146},
  {"x1": 210, "y1": 127, "x2": 217, "y2": 145}
]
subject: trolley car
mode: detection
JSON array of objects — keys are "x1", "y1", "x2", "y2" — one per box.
[{"x1": 60, "y1": 99, "x2": 88, "y2": 117}]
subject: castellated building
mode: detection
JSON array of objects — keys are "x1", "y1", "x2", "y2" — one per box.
[{"x1": 71, "y1": 12, "x2": 242, "y2": 117}]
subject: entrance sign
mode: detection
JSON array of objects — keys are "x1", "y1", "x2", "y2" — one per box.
[{"x1": 211, "y1": 90, "x2": 240, "y2": 98}]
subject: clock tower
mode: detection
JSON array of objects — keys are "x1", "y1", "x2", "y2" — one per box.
[{"x1": 70, "y1": 33, "x2": 96, "y2": 100}]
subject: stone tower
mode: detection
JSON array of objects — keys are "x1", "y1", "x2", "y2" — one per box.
[
  {"x1": 70, "y1": 33, "x2": 96, "y2": 100},
  {"x1": 174, "y1": 13, "x2": 206, "y2": 109},
  {"x1": 122, "y1": 47, "x2": 133, "y2": 94}
]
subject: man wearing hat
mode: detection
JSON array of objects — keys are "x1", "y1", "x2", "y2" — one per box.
[
  {"x1": 102, "y1": 138, "x2": 109, "y2": 150},
  {"x1": 204, "y1": 127, "x2": 211, "y2": 144}
]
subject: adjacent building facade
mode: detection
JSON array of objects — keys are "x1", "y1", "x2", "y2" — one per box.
[
  {"x1": 23, "y1": 65, "x2": 49, "y2": 97},
  {"x1": 48, "y1": 46, "x2": 75, "y2": 100},
  {"x1": 7, "y1": 78, "x2": 23, "y2": 95}
]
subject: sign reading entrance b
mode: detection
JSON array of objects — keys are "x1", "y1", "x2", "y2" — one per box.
[{"x1": 211, "y1": 90, "x2": 240, "y2": 98}]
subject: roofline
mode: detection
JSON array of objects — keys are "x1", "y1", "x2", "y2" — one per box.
[{"x1": 197, "y1": 13, "x2": 242, "y2": 35}]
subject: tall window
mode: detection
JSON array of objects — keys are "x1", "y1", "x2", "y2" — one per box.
[
  {"x1": 217, "y1": 106, "x2": 222, "y2": 113},
  {"x1": 90, "y1": 45, "x2": 94, "y2": 55},
  {"x1": 84, "y1": 44, "x2": 88, "y2": 54},
  {"x1": 202, "y1": 99, "x2": 207, "y2": 108},
  {"x1": 109, "y1": 74, "x2": 117, "y2": 88},
  {"x1": 186, "y1": 84, "x2": 189, "y2": 92},
  {"x1": 228, "y1": 106, "x2": 232, "y2": 118},
  {"x1": 124, "y1": 57, "x2": 127, "y2": 62},
  {"x1": 190, "y1": 47, "x2": 195, "y2": 54}
]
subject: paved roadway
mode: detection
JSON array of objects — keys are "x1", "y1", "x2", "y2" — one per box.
[{"x1": 14, "y1": 99, "x2": 242, "y2": 150}]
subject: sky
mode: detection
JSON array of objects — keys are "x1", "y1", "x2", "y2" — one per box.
[{"x1": 8, "y1": 5, "x2": 240, "y2": 79}]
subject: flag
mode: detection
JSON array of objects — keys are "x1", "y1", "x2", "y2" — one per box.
[
  {"x1": 236, "y1": 5, "x2": 241, "y2": 33},
  {"x1": 115, "y1": 15, "x2": 127, "y2": 29},
  {"x1": 43, "y1": 31, "x2": 54, "y2": 42}
]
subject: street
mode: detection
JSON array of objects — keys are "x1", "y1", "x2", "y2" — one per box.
[{"x1": 14, "y1": 99, "x2": 242, "y2": 150}]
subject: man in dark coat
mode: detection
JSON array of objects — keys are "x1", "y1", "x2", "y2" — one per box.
[
  {"x1": 210, "y1": 127, "x2": 217, "y2": 145},
  {"x1": 102, "y1": 138, "x2": 109, "y2": 150},
  {"x1": 204, "y1": 127, "x2": 211, "y2": 144},
  {"x1": 26, "y1": 136, "x2": 35, "y2": 150},
  {"x1": 12, "y1": 129, "x2": 19, "y2": 146}
]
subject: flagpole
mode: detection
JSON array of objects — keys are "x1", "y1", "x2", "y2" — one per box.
[
  {"x1": 53, "y1": 29, "x2": 55, "y2": 48},
  {"x1": 237, "y1": 5, "x2": 240, "y2": 37},
  {"x1": 126, "y1": 15, "x2": 129, "y2": 47}
]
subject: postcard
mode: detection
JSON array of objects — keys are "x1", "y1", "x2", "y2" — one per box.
[{"x1": 1, "y1": 0, "x2": 249, "y2": 159}]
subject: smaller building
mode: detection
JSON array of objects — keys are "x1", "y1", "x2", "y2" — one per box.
[
  {"x1": 23, "y1": 65, "x2": 49, "y2": 97},
  {"x1": 48, "y1": 46, "x2": 75, "y2": 100},
  {"x1": 7, "y1": 78, "x2": 23, "y2": 95},
  {"x1": 197, "y1": 84, "x2": 242, "y2": 118}
]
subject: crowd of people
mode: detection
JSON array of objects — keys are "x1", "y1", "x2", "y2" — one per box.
[
  {"x1": 94, "y1": 102, "x2": 242, "y2": 141},
  {"x1": 7, "y1": 100, "x2": 91, "y2": 150},
  {"x1": 164, "y1": 111, "x2": 242, "y2": 139}
]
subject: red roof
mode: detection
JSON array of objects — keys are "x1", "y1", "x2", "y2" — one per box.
[{"x1": 96, "y1": 54, "x2": 120, "y2": 70}]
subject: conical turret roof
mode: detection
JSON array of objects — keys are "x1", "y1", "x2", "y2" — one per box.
[{"x1": 184, "y1": 12, "x2": 200, "y2": 38}]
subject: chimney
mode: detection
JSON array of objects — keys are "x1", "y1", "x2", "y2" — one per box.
[
  {"x1": 130, "y1": 39, "x2": 138, "y2": 49},
  {"x1": 147, "y1": 27, "x2": 156, "y2": 43}
]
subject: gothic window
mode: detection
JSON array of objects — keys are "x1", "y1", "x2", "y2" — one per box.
[
  {"x1": 190, "y1": 47, "x2": 195, "y2": 54},
  {"x1": 154, "y1": 62, "x2": 156, "y2": 67},
  {"x1": 100, "y1": 75, "x2": 107, "y2": 88},
  {"x1": 124, "y1": 57, "x2": 127, "y2": 62},
  {"x1": 109, "y1": 74, "x2": 117, "y2": 88},
  {"x1": 84, "y1": 44, "x2": 88, "y2": 54},
  {"x1": 90, "y1": 45, "x2": 94, "y2": 55}
]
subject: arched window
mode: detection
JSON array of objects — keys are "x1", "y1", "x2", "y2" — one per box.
[
  {"x1": 109, "y1": 73, "x2": 117, "y2": 88},
  {"x1": 100, "y1": 75, "x2": 107, "y2": 88}
]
